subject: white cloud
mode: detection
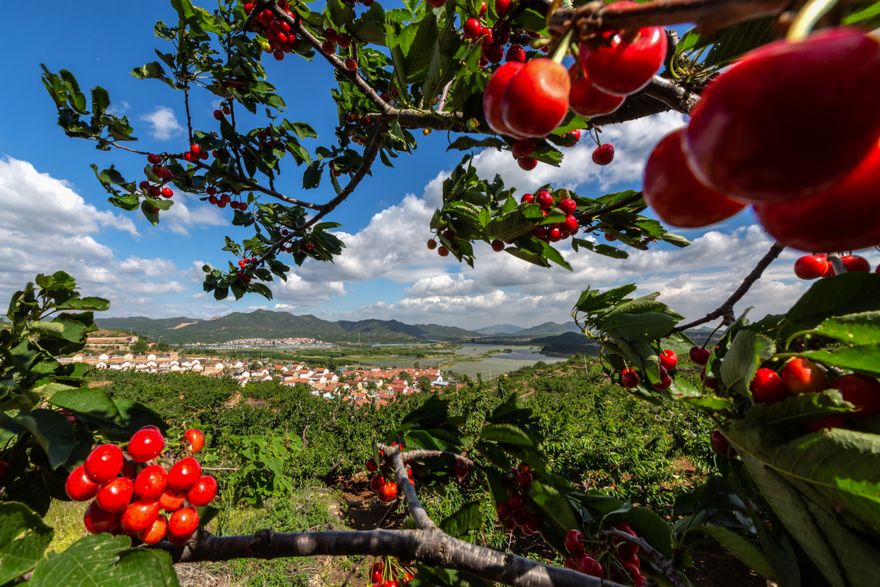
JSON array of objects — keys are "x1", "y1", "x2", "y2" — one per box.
[
  {"x1": 107, "y1": 101, "x2": 130, "y2": 116},
  {"x1": 140, "y1": 106, "x2": 184, "y2": 140},
  {"x1": 160, "y1": 190, "x2": 227, "y2": 236}
]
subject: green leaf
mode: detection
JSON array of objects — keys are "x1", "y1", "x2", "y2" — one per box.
[
  {"x1": 528, "y1": 481, "x2": 579, "y2": 536},
  {"x1": 601, "y1": 503, "x2": 673, "y2": 558},
  {"x1": 786, "y1": 273, "x2": 880, "y2": 328},
  {"x1": 30, "y1": 533, "x2": 181, "y2": 587},
  {"x1": 602, "y1": 312, "x2": 675, "y2": 343},
  {"x1": 130, "y1": 62, "x2": 167, "y2": 80},
  {"x1": 720, "y1": 330, "x2": 775, "y2": 397},
  {"x1": 0, "y1": 502, "x2": 54, "y2": 585},
  {"x1": 692, "y1": 524, "x2": 775, "y2": 581},
  {"x1": 574, "y1": 284, "x2": 637, "y2": 315},
  {"x1": 439, "y1": 501, "x2": 483, "y2": 537},
  {"x1": 50, "y1": 388, "x2": 122, "y2": 425},
  {"x1": 446, "y1": 136, "x2": 506, "y2": 151},
  {"x1": 793, "y1": 344, "x2": 880, "y2": 378},
  {"x1": 746, "y1": 390, "x2": 852, "y2": 426},
  {"x1": 15, "y1": 409, "x2": 77, "y2": 469},
  {"x1": 479, "y1": 423, "x2": 539, "y2": 449},
  {"x1": 814, "y1": 312, "x2": 880, "y2": 345}
]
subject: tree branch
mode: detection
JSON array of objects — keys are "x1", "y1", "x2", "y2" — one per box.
[
  {"x1": 379, "y1": 443, "x2": 438, "y2": 531},
  {"x1": 397, "y1": 449, "x2": 478, "y2": 468},
  {"x1": 641, "y1": 76, "x2": 701, "y2": 114},
  {"x1": 670, "y1": 241, "x2": 785, "y2": 333},
  {"x1": 600, "y1": 529, "x2": 686, "y2": 587},
  {"x1": 189, "y1": 160, "x2": 322, "y2": 210},
  {"x1": 158, "y1": 528, "x2": 627, "y2": 587}
]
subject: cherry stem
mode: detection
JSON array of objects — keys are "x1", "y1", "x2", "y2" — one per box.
[
  {"x1": 828, "y1": 254, "x2": 846, "y2": 275},
  {"x1": 550, "y1": 29, "x2": 573, "y2": 63},
  {"x1": 786, "y1": 0, "x2": 839, "y2": 42}
]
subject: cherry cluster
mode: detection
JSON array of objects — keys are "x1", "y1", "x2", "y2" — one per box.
[
  {"x1": 139, "y1": 153, "x2": 176, "y2": 212},
  {"x1": 462, "y1": 0, "x2": 531, "y2": 70},
  {"x1": 563, "y1": 524, "x2": 646, "y2": 586},
  {"x1": 644, "y1": 27, "x2": 880, "y2": 255},
  {"x1": 321, "y1": 28, "x2": 359, "y2": 71},
  {"x1": 244, "y1": 2, "x2": 297, "y2": 62},
  {"x1": 65, "y1": 427, "x2": 216, "y2": 546},
  {"x1": 369, "y1": 558, "x2": 413, "y2": 587},
  {"x1": 495, "y1": 462, "x2": 544, "y2": 537},
  {"x1": 793, "y1": 253, "x2": 874, "y2": 280},
  {"x1": 365, "y1": 451, "x2": 402, "y2": 503},
  {"x1": 484, "y1": 0, "x2": 666, "y2": 167},
  {"x1": 619, "y1": 348, "x2": 677, "y2": 392}
]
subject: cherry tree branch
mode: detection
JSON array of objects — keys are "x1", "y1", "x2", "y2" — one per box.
[
  {"x1": 381, "y1": 443, "x2": 438, "y2": 531},
  {"x1": 670, "y1": 241, "x2": 785, "y2": 333},
  {"x1": 158, "y1": 528, "x2": 628, "y2": 587},
  {"x1": 189, "y1": 160, "x2": 322, "y2": 210},
  {"x1": 600, "y1": 529, "x2": 686, "y2": 587},
  {"x1": 394, "y1": 449, "x2": 478, "y2": 468}
]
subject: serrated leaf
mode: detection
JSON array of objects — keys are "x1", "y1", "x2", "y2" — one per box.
[
  {"x1": 0, "y1": 502, "x2": 54, "y2": 585},
  {"x1": 720, "y1": 330, "x2": 775, "y2": 397},
  {"x1": 814, "y1": 312, "x2": 880, "y2": 345},
  {"x1": 480, "y1": 423, "x2": 539, "y2": 449},
  {"x1": 786, "y1": 273, "x2": 880, "y2": 328},
  {"x1": 692, "y1": 524, "x2": 775, "y2": 580},
  {"x1": 601, "y1": 503, "x2": 673, "y2": 558},
  {"x1": 602, "y1": 312, "x2": 675, "y2": 343},
  {"x1": 439, "y1": 501, "x2": 483, "y2": 537},
  {"x1": 15, "y1": 409, "x2": 77, "y2": 469},
  {"x1": 746, "y1": 390, "x2": 852, "y2": 426},
  {"x1": 50, "y1": 388, "x2": 122, "y2": 425},
  {"x1": 794, "y1": 344, "x2": 880, "y2": 378},
  {"x1": 528, "y1": 481, "x2": 578, "y2": 537},
  {"x1": 446, "y1": 136, "x2": 506, "y2": 151}
]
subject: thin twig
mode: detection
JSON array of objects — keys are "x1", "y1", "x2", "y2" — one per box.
[
  {"x1": 670, "y1": 241, "x2": 785, "y2": 333},
  {"x1": 188, "y1": 160, "x2": 321, "y2": 209},
  {"x1": 184, "y1": 89, "x2": 194, "y2": 144}
]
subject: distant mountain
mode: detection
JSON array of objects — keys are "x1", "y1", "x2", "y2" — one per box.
[
  {"x1": 512, "y1": 322, "x2": 581, "y2": 337},
  {"x1": 96, "y1": 310, "x2": 481, "y2": 344},
  {"x1": 474, "y1": 324, "x2": 525, "y2": 335}
]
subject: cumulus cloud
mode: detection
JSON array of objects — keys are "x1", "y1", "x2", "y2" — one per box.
[
  {"x1": 160, "y1": 190, "x2": 227, "y2": 236},
  {"x1": 140, "y1": 106, "x2": 184, "y2": 140}
]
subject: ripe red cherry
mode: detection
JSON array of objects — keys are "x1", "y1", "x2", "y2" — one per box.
[
  {"x1": 495, "y1": 0, "x2": 510, "y2": 16},
  {"x1": 321, "y1": 40, "x2": 335, "y2": 54},
  {"x1": 491, "y1": 239, "x2": 505, "y2": 252},
  {"x1": 686, "y1": 28, "x2": 880, "y2": 203},
  {"x1": 463, "y1": 18, "x2": 482, "y2": 39},
  {"x1": 562, "y1": 129, "x2": 581, "y2": 147},
  {"x1": 496, "y1": 502, "x2": 511, "y2": 520},
  {"x1": 506, "y1": 45, "x2": 526, "y2": 63},
  {"x1": 366, "y1": 457, "x2": 378, "y2": 471},
  {"x1": 438, "y1": 246, "x2": 450, "y2": 257},
  {"x1": 184, "y1": 429, "x2": 205, "y2": 453},
  {"x1": 802, "y1": 414, "x2": 848, "y2": 433},
  {"x1": 621, "y1": 368, "x2": 639, "y2": 389},
  {"x1": 592, "y1": 144, "x2": 614, "y2": 166},
  {"x1": 643, "y1": 129, "x2": 746, "y2": 228},
  {"x1": 840, "y1": 255, "x2": 871, "y2": 273},
  {"x1": 689, "y1": 346, "x2": 711, "y2": 366},
  {"x1": 507, "y1": 494, "x2": 524, "y2": 511},
  {"x1": 189, "y1": 145, "x2": 201, "y2": 156},
  {"x1": 501, "y1": 59, "x2": 570, "y2": 138},
  {"x1": 84, "y1": 501, "x2": 121, "y2": 534},
  {"x1": 426, "y1": 239, "x2": 437, "y2": 250},
  {"x1": 794, "y1": 255, "x2": 829, "y2": 280},
  {"x1": 454, "y1": 461, "x2": 468, "y2": 479},
  {"x1": 563, "y1": 215, "x2": 578, "y2": 232},
  {"x1": 782, "y1": 358, "x2": 828, "y2": 395},
  {"x1": 426, "y1": 0, "x2": 447, "y2": 5},
  {"x1": 564, "y1": 529, "x2": 584, "y2": 555},
  {"x1": 577, "y1": 555, "x2": 603, "y2": 577},
  {"x1": 380, "y1": 481, "x2": 398, "y2": 501},
  {"x1": 483, "y1": 63, "x2": 527, "y2": 138},
  {"x1": 169, "y1": 506, "x2": 200, "y2": 537},
  {"x1": 754, "y1": 141, "x2": 880, "y2": 252},
  {"x1": 520, "y1": 193, "x2": 535, "y2": 204},
  {"x1": 517, "y1": 157, "x2": 537, "y2": 171},
  {"x1": 96, "y1": 477, "x2": 134, "y2": 512},
  {"x1": 370, "y1": 475, "x2": 384, "y2": 492},
  {"x1": 710, "y1": 430, "x2": 735, "y2": 457},
  {"x1": 135, "y1": 465, "x2": 168, "y2": 501},
  {"x1": 567, "y1": 64, "x2": 625, "y2": 118},
  {"x1": 84, "y1": 444, "x2": 124, "y2": 483},
  {"x1": 138, "y1": 514, "x2": 168, "y2": 545},
  {"x1": 483, "y1": 43, "x2": 504, "y2": 64},
  {"x1": 519, "y1": 470, "x2": 533, "y2": 489},
  {"x1": 121, "y1": 499, "x2": 161, "y2": 533},
  {"x1": 337, "y1": 34, "x2": 352, "y2": 48},
  {"x1": 579, "y1": 6, "x2": 666, "y2": 96},
  {"x1": 653, "y1": 365, "x2": 672, "y2": 390},
  {"x1": 159, "y1": 487, "x2": 187, "y2": 512},
  {"x1": 344, "y1": 58, "x2": 358, "y2": 71},
  {"x1": 536, "y1": 190, "x2": 553, "y2": 209},
  {"x1": 512, "y1": 139, "x2": 536, "y2": 159},
  {"x1": 273, "y1": 50, "x2": 285, "y2": 61},
  {"x1": 167, "y1": 457, "x2": 202, "y2": 491},
  {"x1": 128, "y1": 428, "x2": 165, "y2": 463},
  {"x1": 66, "y1": 465, "x2": 100, "y2": 501},
  {"x1": 147, "y1": 153, "x2": 161, "y2": 164},
  {"x1": 187, "y1": 476, "x2": 219, "y2": 507},
  {"x1": 559, "y1": 198, "x2": 577, "y2": 215},
  {"x1": 160, "y1": 187, "x2": 173, "y2": 198},
  {"x1": 750, "y1": 368, "x2": 790, "y2": 405},
  {"x1": 213, "y1": 110, "x2": 223, "y2": 121},
  {"x1": 659, "y1": 349, "x2": 677, "y2": 370},
  {"x1": 614, "y1": 522, "x2": 639, "y2": 556},
  {"x1": 832, "y1": 374, "x2": 880, "y2": 416}
]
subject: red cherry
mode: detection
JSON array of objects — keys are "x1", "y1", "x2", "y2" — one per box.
[
  {"x1": 840, "y1": 255, "x2": 871, "y2": 273},
  {"x1": 507, "y1": 494, "x2": 524, "y2": 511},
  {"x1": 700, "y1": 368, "x2": 718, "y2": 390},
  {"x1": 208, "y1": 195, "x2": 218, "y2": 205},
  {"x1": 189, "y1": 144, "x2": 201, "y2": 157},
  {"x1": 337, "y1": 34, "x2": 352, "y2": 48},
  {"x1": 506, "y1": 44, "x2": 526, "y2": 63},
  {"x1": 519, "y1": 470, "x2": 533, "y2": 489},
  {"x1": 463, "y1": 18, "x2": 482, "y2": 39},
  {"x1": 66, "y1": 465, "x2": 100, "y2": 501},
  {"x1": 559, "y1": 199, "x2": 577, "y2": 215},
  {"x1": 454, "y1": 461, "x2": 468, "y2": 479},
  {"x1": 324, "y1": 27, "x2": 338, "y2": 41},
  {"x1": 128, "y1": 428, "x2": 165, "y2": 463},
  {"x1": 577, "y1": 554, "x2": 603, "y2": 577},
  {"x1": 517, "y1": 157, "x2": 537, "y2": 171},
  {"x1": 520, "y1": 193, "x2": 535, "y2": 204},
  {"x1": 158, "y1": 487, "x2": 187, "y2": 512},
  {"x1": 370, "y1": 475, "x2": 385, "y2": 492},
  {"x1": 483, "y1": 43, "x2": 504, "y2": 64},
  {"x1": 511, "y1": 138, "x2": 536, "y2": 159},
  {"x1": 491, "y1": 239, "x2": 505, "y2": 252},
  {"x1": 782, "y1": 358, "x2": 828, "y2": 395},
  {"x1": 483, "y1": 63, "x2": 527, "y2": 138},
  {"x1": 563, "y1": 215, "x2": 578, "y2": 232},
  {"x1": 138, "y1": 514, "x2": 168, "y2": 545},
  {"x1": 794, "y1": 255, "x2": 829, "y2": 280},
  {"x1": 96, "y1": 477, "x2": 134, "y2": 512},
  {"x1": 564, "y1": 529, "x2": 584, "y2": 555},
  {"x1": 689, "y1": 346, "x2": 711, "y2": 366},
  {"x1": 213, "y1": 110, "x2": 223, "y2": 121},
  {"x1": 495, "y1": 0, "x2": 510, "y2": 16},
  {"x1": 621, "y1": 368, "x2": 639, "y2": 389},
  {"x1": 567, "y1": 64, "x2": 625, "y2": 118},
  {"x1": 148, "y1": 185, "x2": 161, "y2": 198},
  {"x1": 652, "y1": 365, "x2": 672, "y2": 390},
  {"x1": 321, "y1": 40, "x2": 336, "y2": 54},
  {"x1": 380, "y1": 481, "x2": 398, "y2": 501},
  {"x1": 187, "y1": 476, "x2": 218, "y2": 507},
  {"x1": 536, "y1": 190, "x2": 553, "y2": 209},
  {"x1": 659, "y1": 349, "x2": 677, "y2": 370},
  {"x1": 438, "y1": 246, "x2": 450, "y2": 257},
  {"x1": 564, "y1": 558, "x2": 578, "y2": 570},
  {"x1": 184, "y1": 429, "x2": 205, "y2": 453},
  {"x1": 501, "y1": 59, "x2": 570, "y2": 138},
  {"x1": 802, "y1": 414, "x2": 848, "y2": 433},
  {"x1": 273, "y1": 50, "x2": 285, "y2": 61},
  {"x1": 169, "y1": 506, "x2": 200, "y2": 537},
  {"x1": 84, "y1": 501, "x2": 121, "y2": 534},
  {"x1": 750, "y1": 368, "x2": 790, "y2": 405},
  {"x1": 84, "y1": 444, "x2": 124, "y2": 484},
  {"x1": 220, "y1": 193, "x2": 231, "y2": 204},
  {"x1": 244, "y1": 3, "x2": 254, "y2": 14},
  {"x1": 592, "y1": 144, "x2": 614, "y2": 166},
  {"x1": 579, "y1": 10, "x2": 667, "y2": 96},
  {"x1": 134, "y1": 465, "x2": 168, "y2": 501},
  {"x1": 562, "y1": 129, "x2": 581, "y2": 147},
  {"x1": 504, "y1": 518, "x2": 516, "y2": 532},
  {"x1": 168, "y1": 531, "x2": 193, "y2": 546},
  {"x1": 305, "y1": 241, "x2": 315, "y2": 251},
  {"x1": 344, "y1": 58, "x2": 358, "y2": 71},
  {"x1": 121, "y1": 500, "x2": 160, "y2": 533},
  {"x1": 479, "y1": 0, "x2": 487, "y2": 15},
  {"x1": 642, "y1": 129, "x2": 746, "y2": 228},
  {"x1": 832, "y1": 374, "x2": 880, "y2": 416},
  {"x1": 160, "y1": 187, "x2": 173, "y2": 198},
  {"x1": 147, "y1": 153, "x2": 161, "y2": 164},
  {"x1": 711, "y1": 430, "x2": 736, "y2": 457},
  {"x1": 512, "y1": 509, "x2": 530, "y2": 527},
  {"x1": 685, "y1": 28, "x2": 880, "y2": 204},
  {"x1": 168, "y1": 457, "x2": 202, "y2": 491},
  {"x1": 496, "y1": 502, "x2": 511, "y2": 520}
]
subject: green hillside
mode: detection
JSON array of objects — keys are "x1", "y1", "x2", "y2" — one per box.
[{"x1": 503, "y1": 321, "x2": 581, "y2": 337}]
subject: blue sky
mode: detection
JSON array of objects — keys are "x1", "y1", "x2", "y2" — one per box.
[{"x1": 1, "y1": 0, "x2": 875, "y2": 330}]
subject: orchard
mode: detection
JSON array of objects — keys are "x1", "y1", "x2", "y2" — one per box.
[{"x1": 3, "y1": 0, "x2": 880, "y2": 585}]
